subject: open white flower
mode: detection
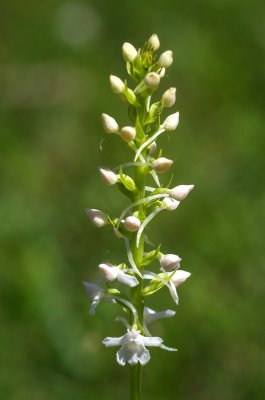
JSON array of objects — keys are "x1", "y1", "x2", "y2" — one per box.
[
  {"x1": 98, "y1": 263, "x2": 139, "y2": 287},
  {"x1": 144, "y1": 307, "x2": 175, "y2": 324},
  {"x1": 103, "y1": 329, "x2": 163, "y2": 366},
  {"x1": 167, "y1": 270, "x2": 191, "y2": 304}
]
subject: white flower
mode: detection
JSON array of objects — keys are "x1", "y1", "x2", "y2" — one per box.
[
  {"x1": 170, "y1": 184, "x2": 194, "y2": 200},
  {"x1": 98, "y1": 263, "x2": 139, "y2": 287},
  {"x1": 144, "y1": 72, "x2": 160, "y2": 90},
  {"x1": 159, "y1": 68, "x2": 166, "y2": 78},
  {"x1": 103, "y1": 329, "x2": 163, "y2": 366},
  {"x1": 162, "y1": 197, "x2": 180, "y2": 211},
  {"x1": 162, "y1": 111, "x2": 179, "y2": 131},
  {"x1": 162, "y1": 87, "x2": 176, "y2": 108},
  {"x1": 102, "y1": 113, "x2": 119, "y2": 134},
  {"x1": 83, "y1": 282, "x2": 105, "y2": 314},
  {"x1": 158, "y1": 50, "x2": 173, "y2": 68},
  {"x1": 124, "y1": 215, "x2": 141, "y2": 232},
  {"x1": 99, "y1": 167, "x2": 118, "y2": 186},
  {"x1": 120, "y1": 126, "x2": 136, "y2": 143},
  {"x1": 85, "y1": 208, "x2": 108, "y2": 227},
  {"x1": 148, "y1": 34, "x2": 160, "y2": 50},
  {"x1": 144, "y1": 307, "x2": 175, "y2": 324},
  {"x1": 167, "y1": 270, "x2": 191, "y2": 304},
  {"x1": 109, "y1": 75, "x2": 125, "y2": 94},
  {"x1": 122, "y1": 42, "x2": 138, "y2": 62},
  {"x1": 160, "y1": 254, "x2": 182, "y2": 271},
  {"x1": 152, "y1": 157, "x2": 173, "y2": 173}
]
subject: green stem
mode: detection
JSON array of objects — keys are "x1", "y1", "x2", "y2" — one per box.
[{"x1": 129, "y1": 164, "x2": 146, "y2": 400}]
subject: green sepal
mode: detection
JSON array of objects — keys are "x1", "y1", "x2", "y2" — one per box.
[
  {"x1": 135, "y1": 115, "x2": 146, "y2": 145},
  {"x1": 124, "y1": 81, "x2": 140, "y2": 106},
  {"x1": 141, "y1": 244, "x2": 161, "y2": 267},
  {"x1": 128, "y1": 104, "x2": 137, "y2": 124},
  {"x1": 107, "y1": 288, "x2": 121, "y2": 296},
  {"x1": 142, "y1": 271, "x2": 175, "y2": 297},
  {"x1": 119, "y1": 167, "x2": 137, "y2": 192}
]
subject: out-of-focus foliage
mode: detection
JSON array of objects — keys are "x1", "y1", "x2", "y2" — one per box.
[{"x1": 0, "y1": 0, "x2": 264, "y2": 399}]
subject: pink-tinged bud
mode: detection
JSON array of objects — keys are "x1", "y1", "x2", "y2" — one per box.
[
  {"x1": 144, "y1": 72, "x2": 160, "y2": 90},
  {"x1": 148, "y1": 141, "x2": 157, "y2": 154},
  {"x1": 160, "y1": 254, "x2": 182, "y2": 271},
  {"x1": 148, "y1": 34, "x2": 160, "y2": 50},
  {"x1": 170, "y1": 185, "x2": 194, "y2": 201},
  {"x1": 171, "y1": 270, "x2": 191, "y2": 287},
  {"x1": 162, "y1": 87, "x2": 176, "y2": 108},
  {"x1": 99, "y1": 167, "x2": 118, "y2": 186},
  {"x1": 122, "y1": 42, "x2": 138, "y2": 62},
  {"x1": 123, "y1": 215, "x2": 141, "y2": 232},
  {"x1": 162, "y1": 111, "x2": 179, "y2": 131},
  {"x1": 109, "y1": 75, "x2": 125, "y2": 94},
  {"x1": 85, "y1": 208, "x2": 108, "y2": 227},
  {"x1": 158, "y1": 50, "x2": 173, "y2": 68},
  {"x1": 102, "y1": 113, "x2": 119, "y2": 134},
  {"x1": 152, "y1": 157, "x2": 173, "y2": 173},
  {"x1": 120, "y1": 126, "x2": 136, "y2": 143},
  {"x1": 162, "y1": 197, "x2": 180, "y2": 211}
]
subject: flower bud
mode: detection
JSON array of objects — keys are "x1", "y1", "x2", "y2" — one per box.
[
  {"x1": 123, "y1": 215, "x2": 141, "y2": 232},
  {"x1": 109, "y1": 75, "x2": 125, "y2": 94},
  {"x1": 162, "y1": 87, "x2": 176, "y2": 108},
  {"x1": 144, "y1": 72, "x2": 160, "y2": 90},
  {"x1": 152, "y1": 157, "x2": 173, "y2": 173},
  {"x1": 85, "y1": 208, "x2": 108, "y2": 227},
  {"x1": 162, "y1": 197, "x2": 180, "y2": 211},
  {"x1": 102, "y1": 113, "x2": 119, "y2": 134},
  {"x1": 158, "y1": 50, "x2": 173, "y2": 68},
  {"x1": 148, "y1": 141, "x2": 157, "y2": 154},
  {"x1": 171, "y1": 270, "x2": 191, "y2": 287},
  {"x1": 120, "y1": 126, "x2": 136, "y2": 143},
  {"x1": 148, "y1": 34, "x2": 160, "y2": 50},
  {"x1": 122, "y1": 42, "x2": 138, "y2": 62},
  {"x1": 99, "y1": 167, "x2": 118, "y2": 186},
  {"x1": 162, "y1": 112, "x2": 179, "y2": 131},
  {"x1": 170, "y1": 185, "x2": 194, "y2": 201},
  {"x1": 160, "y1": 254, "x2": 182, "y2": 271}
]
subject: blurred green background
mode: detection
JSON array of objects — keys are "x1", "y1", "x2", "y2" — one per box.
[{"x1": 1, "y1": 0, "x2": 265, "y2": 399}]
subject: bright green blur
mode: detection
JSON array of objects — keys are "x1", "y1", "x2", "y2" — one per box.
[{"x1": 0, "y1": 0, "x2": 264, "y2": 399}]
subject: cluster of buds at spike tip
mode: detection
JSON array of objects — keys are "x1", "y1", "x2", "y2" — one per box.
[{"x1": 84, "y1": 34, "x2": 194, "y2": 374}]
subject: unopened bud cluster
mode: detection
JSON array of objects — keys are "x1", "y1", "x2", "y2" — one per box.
[{"x1": 83, "y1": 34, "x2": 194, "y2": 370}]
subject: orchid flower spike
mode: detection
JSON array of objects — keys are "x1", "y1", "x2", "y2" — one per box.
[
  {"x1": 103, "y1": 329, "x2": 163, "y2": 366},
  {"x1": 85, "y1": 208, "x2": 108, "y2": 227},
  {"x1": 98, "y1": 263, "x2": 139, "y2": 287}
]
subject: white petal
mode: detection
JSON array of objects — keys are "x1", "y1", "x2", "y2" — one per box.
[
  {"x1": 83, "y1": 281, "x2": 103, "y2": 300},
  {"x1": 144, "y1": 307, "x2": 176, "y2": 323},
  {"x1": 138, "y1": 347, "x2": 151, "y2": 366},
  {"x1": 169, "y1": 281, "x2": 179, "y2": 304},
  {"x1": 171, "y1": 270, "x2": 191, "y2": 287},
  {"x1": 102, "y1": 336, "x2": 124, "y2": 347},
  {"x1": 117, "y1": 271, "x2": 139, "y2": 287},
  {"x1": 142, "y1": 336, "x2": 163, "y2": 347}
]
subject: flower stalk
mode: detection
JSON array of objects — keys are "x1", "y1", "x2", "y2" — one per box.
[{"x1": 83, "y1": 34, "x2": 194, "y2": 400}]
